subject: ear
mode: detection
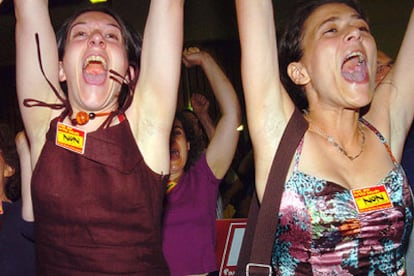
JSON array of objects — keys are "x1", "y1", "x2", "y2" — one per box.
[
  {"x1": 3, "y1": 164, "x2": 15, "y2": 178},
  {"x1": 287, "y1": 62, "x2": 310, "y2": 86},
  {"x1": 186, "y1": 142, "x2": 191, "y2": 151},
  {"x1": 124, "y1": 64, "x2": 138, "y2": 84},
  {"x1": 58, "y1": 61, "x2": 67, "y2": 82}
]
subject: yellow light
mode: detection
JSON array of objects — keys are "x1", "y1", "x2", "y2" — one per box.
[{"x1": 89, "y1": 0, "x2": 108, "y2": 3}]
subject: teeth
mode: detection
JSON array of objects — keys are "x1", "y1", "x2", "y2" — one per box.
[
  {"x1": 345, "y1": 51, "x2": 365, "y2": 63},
  {"x1": 83, "y1": 55, "x2": 107, "y2": 70}
]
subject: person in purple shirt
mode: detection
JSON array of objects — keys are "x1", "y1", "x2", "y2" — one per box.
[
  {"x1": 0, "y1": 124, "x2": 35, "y2": 276},
  {"x1": 162, "y1": 47, "x2": 241, "y2": 276}
]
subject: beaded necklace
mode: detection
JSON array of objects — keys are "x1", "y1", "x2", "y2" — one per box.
[{"x1": 70, "y1": 111, "x2": 112, "y2": 126}]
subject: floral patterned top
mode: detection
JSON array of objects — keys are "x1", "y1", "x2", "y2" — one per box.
[{"x1": 272, "y1": 118, "x2": 413, "y2": 275}]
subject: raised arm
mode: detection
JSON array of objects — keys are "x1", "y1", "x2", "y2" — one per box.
[
  {"x1": 369, "y1": 7, "x2": 414, "y2": 160},
  {"x1": 235, "y1": 0, "x2": 294, "y2": 198},
  {"x1": 183, "y1": 48, "x2": 241, "y2": 179},
  {"x1": 130, "y1": 0, "x2": 184, "y2": 174},
  {"x1": 15, "y1": 131, "x2": 34, "y2": 222},
  {"x1": 14, "y1": 0, "x2": 61, "y2": 158},
  {"x1": 190, "y1": 93, "x2": 215, "y2": 140}
]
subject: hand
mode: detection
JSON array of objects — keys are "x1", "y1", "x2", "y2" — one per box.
[
  {"x1": 191, "y1": 93, "x2": 209, "y2": 116},
  {"x1": 182, "y1": 47, "x2": 204, "y2": 68}
]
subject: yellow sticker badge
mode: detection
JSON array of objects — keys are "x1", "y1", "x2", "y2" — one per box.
[
  {"x1": 351, "y1": 185, "x2": 393, "y2": 213},
  {"x1": 56, "y1": 122, "x2": 87, "y2": 154}
]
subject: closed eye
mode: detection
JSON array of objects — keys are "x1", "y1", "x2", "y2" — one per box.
[{"x1": 324, "y1": 28, "x2": 337, "y2": 34}]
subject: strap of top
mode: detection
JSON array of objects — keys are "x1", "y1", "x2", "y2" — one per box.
[
  {"x1": 236, "y1": 108, "x2": 308, "y2": 275},
  {"x1": 293, "y1": 138, "x2": 305, "y2": 172},
  {"x1": 359, "y1": 117, "x2": 398, "y2": 164}
]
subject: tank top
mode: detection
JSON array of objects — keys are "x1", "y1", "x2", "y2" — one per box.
[
  {"x1": 31, "y1": 117, "x2": 169, "y2": 275},
  {"x1": 271, "y1": 118, "x2": 414, "y2": 275}
]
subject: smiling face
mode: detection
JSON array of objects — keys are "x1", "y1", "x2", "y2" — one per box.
[
  {"x1": 59, "y1": 11, "x2": 130, "y2": 113},
  {"x1": 295, "y1": 3, "x2": 377, "y2": 111},
  {"x1": 169, "y1": 119, "x2": 190, "y2": 179}
]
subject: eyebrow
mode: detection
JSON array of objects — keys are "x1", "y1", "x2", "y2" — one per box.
[
  {"x1": 318, "y1": 13, "x2": 363, "y2": 30},
  {"x1": 69, "y1": 21, "x2": 122, "y2": 33}
]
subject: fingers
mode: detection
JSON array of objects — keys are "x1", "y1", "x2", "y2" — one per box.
[
  {"x1": 182, "y1": 47, "x2": 202, "y2": 67},
  {"x1": 183, "y1": 46, "x2": 201, "y2": 56},
  {"x1": 191, "y1": 93, "x2": 209, "y2": 105}
]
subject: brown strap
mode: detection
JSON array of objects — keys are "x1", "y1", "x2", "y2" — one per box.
[{"x1": 236, "y1": 108, "x2": 308, "y2": 275}]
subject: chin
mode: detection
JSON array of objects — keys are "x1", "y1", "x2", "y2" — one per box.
[{"x1": 80, "y1": 96, "x2": 111, "y2": 110}]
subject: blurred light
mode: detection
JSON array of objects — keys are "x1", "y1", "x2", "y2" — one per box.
[{"x1": 89, "y1": 0, "x2": 108, "y2": 3}]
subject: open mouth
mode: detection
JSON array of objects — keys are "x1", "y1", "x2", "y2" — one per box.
[
  {"x1": 82, "y1": 55, "x2": 108, "y2": 85},
  {"x1": 170, "y1": 148, "x2": 180, "y2": 160},
  {"x1": 341, "y1": 51, "x2": 368, "y2": 83}
]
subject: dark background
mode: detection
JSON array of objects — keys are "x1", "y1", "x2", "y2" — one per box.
[{"x1": 0, "y1": 0, "x2": 412, "y2": 137}]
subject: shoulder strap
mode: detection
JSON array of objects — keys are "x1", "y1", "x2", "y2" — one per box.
[{"x1": 236, "y1": 108, "x2": 308, "y2": 275}]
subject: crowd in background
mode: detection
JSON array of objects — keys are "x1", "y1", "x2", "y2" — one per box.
[{"x1": 1, "y1": 0, "x2": 414, "y2": 275}]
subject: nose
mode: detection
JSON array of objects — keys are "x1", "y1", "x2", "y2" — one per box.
[
  {"x1": 88, "y1": 32, "x2": 105, "y2": 48},
  {"x1": 345, "y1": 26, "x2": 361, "y2": 42}
]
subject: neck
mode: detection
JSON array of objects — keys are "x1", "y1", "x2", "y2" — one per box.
[
  {"x1": 169, "y1": 170, "x2": 183, "y2": 183},
  {"x1": 305, "y1": 109, "x2": 360, "y2": 140},
  {"x1": 304, "y1": 110, "x2": 366, "y2": 161}
]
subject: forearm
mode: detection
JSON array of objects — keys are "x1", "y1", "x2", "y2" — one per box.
[
  {"x1": 199, "y1": 52, "x2": 240, "y2": 122},
  {"x1": 197, "y1": 112, "x2": 216, "y2": 140},
  {"x1": 133, "y1": 0, "x2": 184, "y2": 175},
  {"x1": 382, "y1": 7, "x2": 414, "y2": 156},
  {"x1": 138, "y1": 0, "x2": 184, "y2": 115},
  {"x1": 14, "y1": 0, "x2": 59, "y2": 153},
  {"x1": 15, "y1": 132, "x2": 34, "y2": 222},
  {"x1": 391, "y1": 7, "x2": 414, "y2": 126},
  {"x1": 14, "y1": 0, "x2": 53, "y2": 43},
  {"x1": 235, "y1": 0, "x2": 278, "y2": 93}
]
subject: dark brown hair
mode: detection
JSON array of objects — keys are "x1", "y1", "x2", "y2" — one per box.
[{"x1": 0, "y1": 124, "x2": 20, "y2": 202}]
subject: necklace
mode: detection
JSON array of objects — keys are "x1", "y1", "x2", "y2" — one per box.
[
  {"x1": 166, "y1": 179, "x2": 177, "y2": 194},
  {"x1": 70, "y1": 111, "x2": 112, "y2": 126},
  {"x1": 304, "y1": 114, "x2": 366, "y2": 161}
]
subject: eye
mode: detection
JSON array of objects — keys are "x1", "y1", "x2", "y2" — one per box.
[
  {"x1": 105, "y1": 32, "x2": 120, "y2": 41},
  {"x1": 72, "y1": 31, "x2": 87, "y2": 39},
  {"x1": 324, "y1": 28, "x2": 337, "y2": 34},
  {"x1": 355, "y1": 19, "x2": 370, "y2": 33},
  {"x1": 321, "y1": 22, "x2": 338, "y2": 35},
  {"x1": 69, "y1": 25, "x2": 89, "y2": 40},
  {"x1": 359, "y1": 25, "x2": 370, "y2": 33}
]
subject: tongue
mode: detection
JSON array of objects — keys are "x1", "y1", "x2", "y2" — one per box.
[
  {"x1": 341, "y1": 57, "x2": 368, "y2": 83},
  {"x1": 83, "y1": 62, "x2": 107, "y2": 85}
]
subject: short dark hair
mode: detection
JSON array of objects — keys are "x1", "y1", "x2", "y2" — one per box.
[
  {"x1": 175, "y1": 112, "x2": 206, "y2": 171},
  {"x1": 0, "y1": 124, "x2": 20, "y2": 202},
  {"x1": 278, "y1": 0, "x2": 367, "y2": 110}
]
